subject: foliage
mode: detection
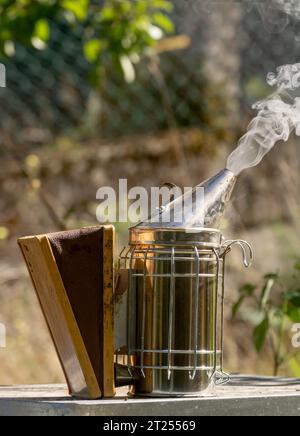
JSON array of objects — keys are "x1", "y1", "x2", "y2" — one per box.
[
  {"x1": 84, "y1": 0, "x2": 174, "y2": 84},
  {"x1": 0, "y1": 0, "x2": 174, "y2": 82},
  {"x1": 0, "y1": 0, "x2": 79, "y2": 53},
  {"x1": 232, "y1": 262, "x2": 300, "y2": 377}
]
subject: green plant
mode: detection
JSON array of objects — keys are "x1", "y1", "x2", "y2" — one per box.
[
  {"x1": 84, "y1": 0, "x2": 174, "y2": 84},
  {"x1": 232, "y1": 262, "x2": 300, "y2": 377},
  {"x1": 0, "y1": 0, "x2": 85, "y2": 54},
  {"x1": 0, "y1": 0, "x2": 174, "y2": 82}
]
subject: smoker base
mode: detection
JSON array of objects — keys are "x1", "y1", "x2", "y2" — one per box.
[
  {"x1": 128, "y1": 387, "x2": 214, "y2": 399},
  {"x1": 128, "y1": 379, "x2": 215, "y2": 398},
  {"x1": 1, "y1": 376, "x2": 300, "y2": 416}
]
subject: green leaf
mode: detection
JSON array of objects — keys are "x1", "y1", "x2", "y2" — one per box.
[
  {"x1": 62, "y1": 0, "x2": 89, "y2": 21},
  {"x1": 264, "y1": 273, "x2": 279, "y2": 281},
  {"x1": 120, "y1": 55, "x2": 136, "y2": 83},
  {"x1": 286, "y1": 305, "x2": 300, "y2": 323},
  {"x1": 153, "y1": 13, "x2": 174, "y2": 33},
  {"x1": 84, "y1": 39, "x2": 106, "y2": 63},
  {"x1": 151, "y1": 0, "x2": 174, "y2": 12},
  {"x1": 253, "y1": 317, "x2": 269, "y2": 353},
  {"x1": 4, "y1": 40, "x2": 15, "y2": 57},
  {"x1": 100, "y1": 7, "x2": 115, "y2": 21},
  {"x1": 289, "y1": 357, "x2": 300, "y2": 378},
  {"x1": 33, "y1": 19, "x2": 50, "y2": 42},
  {"x1": 232, "y1": 296, "x2": 246, "y2": 320},
  {"x1": 231, "y1": 283, "x2": 256, "y2": 319},
  {"x1": 285, "y1": 291, "x2": 300, "y2": 308},
  {"x1": 260, "y1": 274, "x2": 278, "y2": 310},
  {"x1": 240, "y1": 283, "x2": 256, "y2": 296}
]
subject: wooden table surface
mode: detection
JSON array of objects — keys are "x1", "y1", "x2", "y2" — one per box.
[{"x1": 0, "y1": 376, "x2": 300, "y2": 416}]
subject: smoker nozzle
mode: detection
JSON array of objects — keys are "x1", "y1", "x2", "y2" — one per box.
[{"x1": 133, "y1": 169, "x2": 237, "y2": 231}]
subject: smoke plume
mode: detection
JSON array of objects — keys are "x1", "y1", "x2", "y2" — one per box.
[
  {"x1": 272, "y1": 0, "x2": 300, "y2": 19},
  {"x1": 226, "y1": 63, "x2": 300, "y2": 175}
]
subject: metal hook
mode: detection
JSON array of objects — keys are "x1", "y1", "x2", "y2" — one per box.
[{"x1": 221, "y1": 239, "x2": 254, "y2": 268}]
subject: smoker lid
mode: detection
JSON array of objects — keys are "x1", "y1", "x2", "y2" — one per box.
[{"x1": 129, "y1": 227, "x2": 223, "y2": 247}]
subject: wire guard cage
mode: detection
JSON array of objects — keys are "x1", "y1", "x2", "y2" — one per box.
[{"x1": 118, "y1": 228, "x2": 253, "y2": 397}]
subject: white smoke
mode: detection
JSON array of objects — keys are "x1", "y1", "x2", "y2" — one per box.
[
  {"x1": 226, "y1": 63, "x2": 300, "y2": 175},
  {"x1": 273, "y1": 0, "x2": 300, "y2": 19},
  {"x1": 190, "y1": 1, "x2": 300, "y2": 33}
]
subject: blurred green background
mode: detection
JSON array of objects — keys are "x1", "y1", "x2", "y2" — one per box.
[{"x1": 0, "y1": 0, "x2": 300, "y2": 384}]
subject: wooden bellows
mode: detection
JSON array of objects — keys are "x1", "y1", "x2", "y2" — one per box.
[{"x1": 18, "y1": 226, "x2": 115, "y2": 399}]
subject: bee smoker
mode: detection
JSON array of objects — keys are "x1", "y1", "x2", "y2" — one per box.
[{"x1": 117, "y1": 169, "x2": 253, "y2": 397}]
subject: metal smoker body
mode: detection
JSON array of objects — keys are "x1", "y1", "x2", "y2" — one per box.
[
  {"x1": 118, "y1": 169, "x2": 253, "y2": 397},
  {"x1": 119, "y1": 227, "x2": 252, "y2": 397}
]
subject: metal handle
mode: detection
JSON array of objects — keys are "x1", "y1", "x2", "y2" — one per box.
[
  {"x1": 215, "y1": 239, "x2": 253, "y2": 387},
  {"x1": 221, "y1": 239, "x2": 254, "y2": 268}
]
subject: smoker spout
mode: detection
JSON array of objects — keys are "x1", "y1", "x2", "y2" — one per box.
[
  {"x1": 198, "y1": 168, "x2": 237, "y2": 228},
  {"x1": 133, "y1": 169, "x2": 237, "y2": 230}
]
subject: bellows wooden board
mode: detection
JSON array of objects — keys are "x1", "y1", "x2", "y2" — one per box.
[{"x1": 18, "y1": 226, "x2": 115, "y2": 399}]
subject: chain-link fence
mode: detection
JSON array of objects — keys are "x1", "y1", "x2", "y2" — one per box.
[{"x1": 0, "y1": 1, "x2": 300, "y2": 144}]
